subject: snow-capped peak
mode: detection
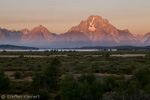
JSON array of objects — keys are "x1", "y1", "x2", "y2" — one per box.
[
  {"x1": 24, "y1": 30, "x2": 29, "y2": 34},
  {"x1": 88, "y1": 17, "x2": 96, "y2": 31},
  {"x1": 20, "y1": 29, "x2": 30, "y2": 34}
]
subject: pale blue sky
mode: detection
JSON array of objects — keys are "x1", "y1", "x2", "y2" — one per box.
[{"x1": 0, "y1": 0, "x2": 150, "y2": 34}]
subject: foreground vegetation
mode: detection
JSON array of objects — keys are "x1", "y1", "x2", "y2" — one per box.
[{"x1": 0, "y1": 51, "x2": 150, "y2": 100}]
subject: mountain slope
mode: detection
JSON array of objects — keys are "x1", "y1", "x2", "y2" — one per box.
[
  {"x1": 20, "y1": 29, "x2": 30, "y2": 35},
  {"x1": 0, "y1": 27, "x2": 5, "y2": 41},
  {"x1": 0, "y1": 27, "x2": 23, "y2": 44},
  {"x1": 53, "y1": 31, "x2": 92, "y2": 47},
  {"x1": 58, "y1": 31, "x2": 90, "y2": 42},
  {"x1": 21, "y1": 25, "x2": 56, "y2": 44},
  {"x1": 69, "y1": 15, "x2": 137, "y2": 46},
  {"x1": 142, "y1": 32, "x2": 150, "y2": 45}
]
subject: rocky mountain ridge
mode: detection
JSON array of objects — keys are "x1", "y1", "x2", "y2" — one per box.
[{"x1": 0, "y1": 15, "x2": 149, "y2": 47}]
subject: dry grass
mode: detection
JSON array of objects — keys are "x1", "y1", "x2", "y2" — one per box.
[
  {"x1": 111, "y1": 54, "x2": 145, "y2": 57},
  {"x1": 0, "y1": 55, "x2": 68, "y2": 58},
  {"x1": 5, "y1": 71, "x2": 32, "y2": 82}
]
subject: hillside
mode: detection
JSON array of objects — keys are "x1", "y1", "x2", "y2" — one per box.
[{"x1": 0, "y1": 45, "x2": 39, "y2": 50}]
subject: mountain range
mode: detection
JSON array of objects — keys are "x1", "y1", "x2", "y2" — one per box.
[{"x1": 0, "y1": 15, "x2": 150, "y2": 48}]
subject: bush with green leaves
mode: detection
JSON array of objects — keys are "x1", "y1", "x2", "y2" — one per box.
[
  {"x1": 104, "y1": 75, "x2": 117, "y2": 92},
  {"x1": 144, "y1": 84, "x2": 150, "y2": 94},
  {"x1": 60, "y1": 75, "x2": 79, "y2": 100},
  {"x1": 30, "y1": 58, "x2": 61, "y2": 100},
  {"x1": 60, "y1": 74, "x2": 104, "y2": 100},
  {"x1": 133, "y1": 66, "x2": 150, "y2": 87},
  {"x1": 0, "y1": 69, "x2": 10, "y2": 93},
  {"x1": 14, "y1": 71, "x2": 21, "y2": 79},
  {"x1": 44, "y1": 58, "x2": 61, "y2": 90}
]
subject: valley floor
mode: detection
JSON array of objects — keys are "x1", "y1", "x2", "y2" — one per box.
[{"x1": 0, "y1": 50, "x2": 150, "y2": 100}]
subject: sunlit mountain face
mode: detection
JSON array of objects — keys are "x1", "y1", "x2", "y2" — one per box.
[
  {"x1": 68, "y1": 15, "x2": 137, "y2": 46},
  {"x1": 0, "y1": 15, "x2": 150, "y2": 48}
]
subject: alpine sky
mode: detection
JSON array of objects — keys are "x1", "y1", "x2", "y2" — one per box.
[{"x1": 0, "y1": 0, "x2": 150, "y2": 34}]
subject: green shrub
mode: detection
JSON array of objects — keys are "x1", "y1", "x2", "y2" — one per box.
[
  {"x1": 14, "y1": 71, "x2": 21, "y2": 79},
  {"x1": 0, "y1": 69, "x2": 10, "y2": 93}
]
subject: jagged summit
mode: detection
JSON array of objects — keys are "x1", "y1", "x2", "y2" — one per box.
[
  {"x1": 88, "y1": 15, "x2": 108, "y2": 23},
  {"x1": 11, "y1": 29, "x2": 16, "y2": 32},
  {"x1": 146, "y1": 32, "x2": 150, "y2": 34},
  {"x1": 69, "y1": 15, "x2": 115, "y2": 33},
  {"x1": 21, "y1": 25, "x2": 55, "y2": 44},
  {"x1": 0, "y1": 15, "x2": 150, "y2": 47},
  {"x1": 28, "y1": 25, "x2": 52, "y2": 37},
  {"x1": 68, "y1": 15, "x2": 137, "y2": 45},
  {"x1": 32, "y1": 25, "x2": 48, "y2": 31},
  {"x1": 88, "y1": 15, "x2": 102, "y2": 20},
  {"x1": 37, "y1": 24, "x2": 43, "y2": 27},
  {"x1": 122, "y1": 29, "x2": 130, "y2": 33},
  {"x1": 20, "y1": 29, "x2": 30, "y2": 34}
]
